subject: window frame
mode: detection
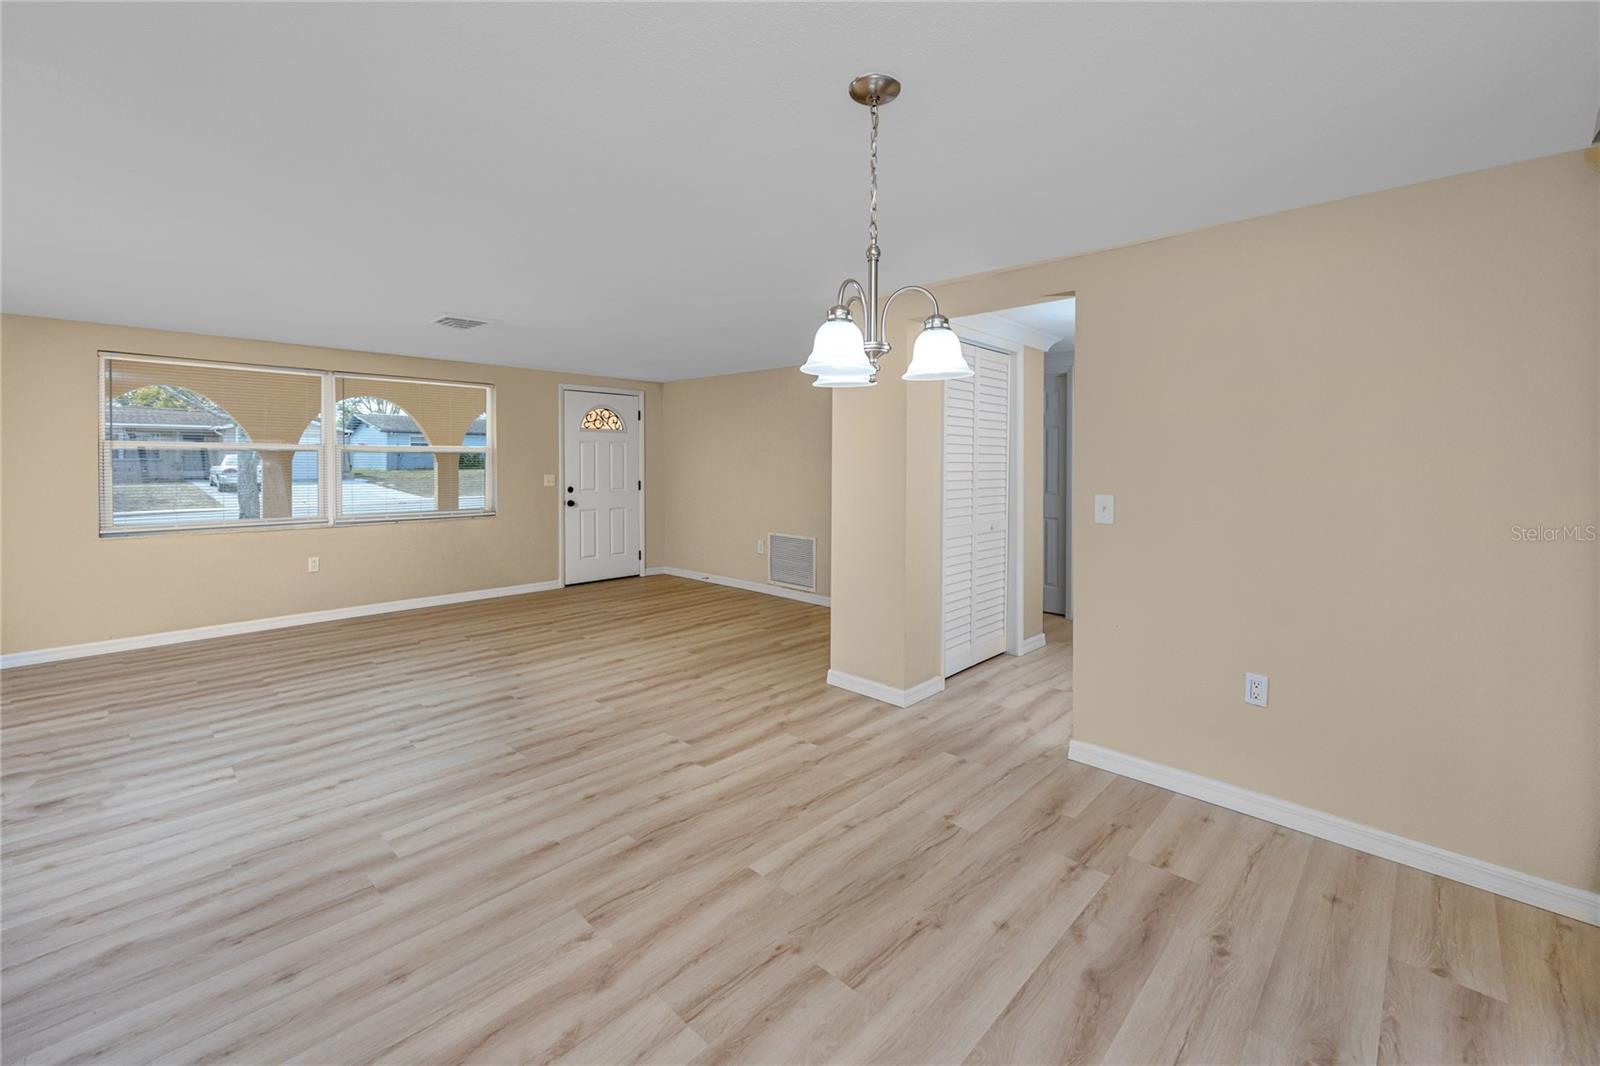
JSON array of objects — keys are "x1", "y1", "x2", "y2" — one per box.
[
  {"x1": 333, "y1": 371, "x2": 497, "y2": 525},
  {"x1": 98, "y1": 352, "x2": 497, "y2": 537}
]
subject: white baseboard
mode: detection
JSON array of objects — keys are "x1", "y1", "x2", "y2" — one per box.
[
  {"x1": 1067, "y1": 740, "x2": 1599, "y2": 927},
  {"x1": 1, "y1": 580, "x2": 563, "y2": 670},
  {"x1": 826, "y1": 669, "x2": 944, "y2": 708},
  {"x1": 647, "y1": 566, "x2": 830, "y2": 608},
  {"x1": 1013, "y1": 633, "x2": 1047, "y2": 656}
]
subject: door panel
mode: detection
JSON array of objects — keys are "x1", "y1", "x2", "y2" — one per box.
[
  {"x1": 563, "y1": 390, "x2": 642, "y2": 584},
  {"x1": 578, "y1": 442, "x2": 594, "y2": 492},
  {"x1": 580, "y1": 509, "x2": 597, "y2": 558},
  {"x1": 609, "y1": 507, "x2": 626, "y2": 556},
  {"x1": 609, "y1": 442, "x2": 626, "y2": 490}
]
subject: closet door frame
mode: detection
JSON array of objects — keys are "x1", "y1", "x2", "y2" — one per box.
[{"x1": 939, "y1": 324, "x2": 1027, "y2": 675}]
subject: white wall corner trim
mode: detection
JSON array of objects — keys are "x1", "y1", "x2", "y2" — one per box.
[
  {"x1": 0, "y1": 580, "x2": 564, "y2": 670},
  {"x1": 1067, "y1": 740, "x2": 1600, "y2": 927},
  {"x1": 826, "y1": 669, "x2": 945, "y2": 708},
  {"x1": 647, "y1": 566, "x2": 830, "y2": 608},
  {"x1": 1013, "y1": 633, "x2": 1047, "y2": 656}
]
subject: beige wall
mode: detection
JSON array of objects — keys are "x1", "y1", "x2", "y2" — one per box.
[
  {"x1": 657, "y1": 367, "x2": 831, "y2": 595},
  {"x1": 836, "y1": 149, "x2": 1598, "y2": 892},
  {"x1": 0, "y1": 315, "x2": 663, "y2": 654},
  {"x1": 831, "y1": 344, "x2": 914, "y2": 687}
]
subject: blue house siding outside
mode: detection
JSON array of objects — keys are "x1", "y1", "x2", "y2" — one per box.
[
  {"x1": 292, "y1": 422, "x2": 321, "y2": 482},
  {"x1": 347, "y1": 414, "x2": 487, "y2": 472}
]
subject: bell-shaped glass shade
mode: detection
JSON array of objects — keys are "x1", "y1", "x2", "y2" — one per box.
[
  {"x1": 800, "y1": 317, "x2": 870, "y2": 376},
  {"x1": 902, "y1": 324, "x2": 972, "y2": 381},
  {"x1": 812, "y1": 365, "x2": 874, "y2": 388}
]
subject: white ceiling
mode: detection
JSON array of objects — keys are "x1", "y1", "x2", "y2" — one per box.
[{"x1": 4, "y1": 3, "x2": 1595, "y2": 381}]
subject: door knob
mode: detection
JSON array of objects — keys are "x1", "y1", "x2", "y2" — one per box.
[{"x1": 566, "y1": 499, "x2": 575, "y2": 507}]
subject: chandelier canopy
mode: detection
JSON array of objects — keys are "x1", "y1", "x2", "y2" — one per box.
[{"x1": 799, "y1": 74, "x2": 972, "y2": 388}]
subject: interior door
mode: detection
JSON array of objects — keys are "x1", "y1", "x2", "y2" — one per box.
[
  {"x1": 1043, "y1": 372, "x2": 1068, "y2": 616},
  {"x1": 563, "y1": 389, "x2": 641, "y2": 584},
  {"x1": 943, "y1": 343, "x2": 1011, "y2": 677}
]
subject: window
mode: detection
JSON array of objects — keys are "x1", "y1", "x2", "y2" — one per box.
[
  {"x1": 100, "y1": 354, "x2": 495, "y2": 534},
  {"x1": 336, "y1": 376, "x2": 491, "y2": 518},
  {"x1": 581, "y1": 406, "x2": 624, "y2": 431},
  {"x1": 103, "y1": 357, "x2": 324, "y2": 531}
]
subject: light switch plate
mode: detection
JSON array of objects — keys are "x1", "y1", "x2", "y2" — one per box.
[
  {"x1": 1094, "y1": 494, "x2": 1115, "y2": 524},
  {"x1": 543, "y1": 474, "x2": 556, "y2": 487}
]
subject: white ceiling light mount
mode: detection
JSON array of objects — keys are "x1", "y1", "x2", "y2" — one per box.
[{"x1": 799, "y1": 74, "x2": 971, "y2": 388}]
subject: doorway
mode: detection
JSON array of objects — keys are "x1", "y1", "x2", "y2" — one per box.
[
  {"x1": 561, "y1": 387, "x2": 643, "y2": 585},
  {"x1": 180, "y1": 433, "x2": 210, "y2": 479},
  {"x1": 1043, "y1": 367, "x2": 1071, "y2": 617},
  {"x1": 952, "y1": 296, "x2": 1076, "y2": 636}
]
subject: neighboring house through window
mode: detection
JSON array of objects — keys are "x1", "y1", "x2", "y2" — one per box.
[{"x1": 100, "y1": 353, "x2": 495, "y2": 534}]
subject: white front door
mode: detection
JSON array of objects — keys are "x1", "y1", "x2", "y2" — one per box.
[
  {"x1": 942, "y1": 343, "x2": 1011, "y2": 677},
  {"x1": 1043, "y1": 372, "x2": 1069, "y2": 616},
  {"x1": 563, "y1": 389, "x2": 641, "y2": 585}
]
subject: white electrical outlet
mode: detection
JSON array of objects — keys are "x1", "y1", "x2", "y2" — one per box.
[
  {"x1": 1244, "y1": 672, "x2": 1269, "y2": 707},
  {"x1": 756, "y1": 539, "x2": 765, "y2": 555},
  {"x1": 543, "y1": 474, "x2": 556, "y2": 487},
  {"x1": 307, "y1": 557, "x2": 320, "y2": 574},
  {"x1": 1094, "y1": 494, "x2": 1115, "y2": 524}
]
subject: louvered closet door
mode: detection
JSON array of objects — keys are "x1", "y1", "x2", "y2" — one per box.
[{"x1": 943, "y1": 344, "x2": 1010, "y2": 677}]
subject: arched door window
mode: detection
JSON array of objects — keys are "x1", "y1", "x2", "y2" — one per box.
[{"x1": 581, "y1": 406, "x2": 625, "y2": 431}]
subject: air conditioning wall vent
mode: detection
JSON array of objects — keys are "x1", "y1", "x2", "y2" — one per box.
[
  {"x1": 432, "y1": 315, "x2": 492, "y2": 330},
  {"x1": 768, "y1": 533, "x2": 817, "y2": 592}
]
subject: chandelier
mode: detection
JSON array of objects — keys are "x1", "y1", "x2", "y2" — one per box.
[{"x1": 800, "y1": 74, "x2": 971, "y2": 387}]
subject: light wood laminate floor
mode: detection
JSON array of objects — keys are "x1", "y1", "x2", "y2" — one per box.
[{"x1": 2, "y1": 576, "x2": 1596, "y2": 1064}]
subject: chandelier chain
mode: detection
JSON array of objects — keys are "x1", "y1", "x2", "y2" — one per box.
[{"x1": 868, "y1": 102, "x2": 879, "y2": 251}]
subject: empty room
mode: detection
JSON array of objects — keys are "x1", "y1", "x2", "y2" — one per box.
[{"x1": 1, "y1": 3, "x2": 1596, "y2": 1064}]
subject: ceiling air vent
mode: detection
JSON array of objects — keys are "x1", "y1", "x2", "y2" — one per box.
[
  {"x1": 432, "y1": 315, "x2": 492, "y2": 330},
  {"x1": 768, "y1": 533, "x2": 817, "y2": 592}
]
